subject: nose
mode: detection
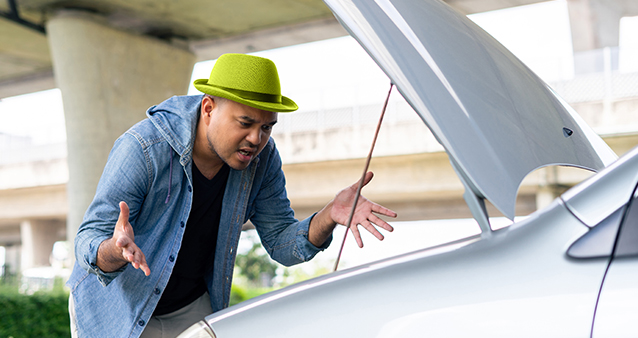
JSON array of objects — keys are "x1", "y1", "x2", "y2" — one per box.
[{"x1": 246, "y1": 127, "x2": 262, "y2": 146}]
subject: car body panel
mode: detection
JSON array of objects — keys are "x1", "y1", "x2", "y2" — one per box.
[
  {"x1": 593, "y1": 259, "x2": 638, "y2": 337},
  {"x1": 563, "y1": 146, "x2": 638, "y2": 227},
  {"x1": 562, "y1": 146, "x2": 638, "y2": 259},
  {"x1": 186, "y1": 147, "x2": 638, "y2": 338},
  {"x1": 322, "y1": 0, "x2": 617, "y2": 222},
  {"x1": 204, "y1": 199, "x2": 609, "y2": 337},
  {"x1": 177, "y1": 0, "x2": 638, "y2": 336},
  {"x1": 593, "y1": 181, "x2": 638, "y2": 336}
]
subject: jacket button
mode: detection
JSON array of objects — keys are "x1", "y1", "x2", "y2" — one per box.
[
  {"x1": 169, "y1": 255, "x2": 175, "y2": 262},
  {"x1": 138, "y1": 320, "x2": 145, "y2": 326},
  {"x1": 180, "y1": 221, "x2": 185, "y2": 228},
  {"x1": 154, "y1": 288, "x2": 161, "y2": 295},
  {"x1": 187, "y1": 186, "x2": 192, "y2": 192}
]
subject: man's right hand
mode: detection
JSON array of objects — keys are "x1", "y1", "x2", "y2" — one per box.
[{"x1": 96, "y1": 201, "x2": 151, "y2": 276}]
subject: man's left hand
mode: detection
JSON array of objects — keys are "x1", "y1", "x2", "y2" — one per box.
[
  {"x1": 309, "y1": 171, "x2": 397, "y2": 248},
  {"x1": 330, "y1": 171, "x2": 397, "y2": 247}
]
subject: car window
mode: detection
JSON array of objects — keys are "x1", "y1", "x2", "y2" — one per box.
[
  {"x1": 613, "y1": 185, "x2": 638, "y2": 258},
  {"x1": 567, "y1": 181, "x2": 638, "y2": 259},
  {"x1": 567, "y1": 206, "x2": 625, "y2": 259}
]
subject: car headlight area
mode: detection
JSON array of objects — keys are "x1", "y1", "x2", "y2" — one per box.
[{"x1": 177, "y1": 321, "x2": 217, "y2": 338}]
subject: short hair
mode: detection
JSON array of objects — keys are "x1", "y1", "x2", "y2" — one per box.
[{"x1": 204, "y1": 94, "x2": 228, "y2": 107}]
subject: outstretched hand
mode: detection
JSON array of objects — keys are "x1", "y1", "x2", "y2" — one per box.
[
  {"x1": 97, "y1": 201, "x2": 150, "y2": 276},
  {"x1": 114, "y1": 201, "x2": 150, "y2": 276},
  {"x1": 330, "y1": 171, "x2": 397, "y2": 248}
]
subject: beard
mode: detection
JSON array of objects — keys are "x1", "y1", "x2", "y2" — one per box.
[{"x1": 206, "y1": 132, "x2": 256, "y2": 170}]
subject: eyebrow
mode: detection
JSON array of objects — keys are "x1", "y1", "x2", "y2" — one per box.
[{"x1": 239, "y1": 115, "x2": 278, "y2": 126}]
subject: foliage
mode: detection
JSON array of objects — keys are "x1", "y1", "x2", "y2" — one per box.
[
  {"x1": 229, "y1": 284, "x2": 274, "y2": 307},
  {"x1": 230, "y1": 230, "x2": 333, "y2": 306},
  {"x1": 229, "y1": 284, "x2": 247, "y2": 306},
  {"x1": 234, "y1": 243, "x2": 278, "y2": 287},
  {"x1": 278, "y1": 264, "x2": 332, "y2": 287},
  {"x1": 0, "y1": 278, "x2": 70, "y2": 338}
]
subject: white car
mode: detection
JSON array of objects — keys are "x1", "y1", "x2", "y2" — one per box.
[{"x1": 179, "y1": 0, "x2": 638, "y2": 337}]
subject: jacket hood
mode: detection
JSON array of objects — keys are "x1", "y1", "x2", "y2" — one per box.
[{"x1": 146, "y1": 95, "x2": 202, "y2": 165}]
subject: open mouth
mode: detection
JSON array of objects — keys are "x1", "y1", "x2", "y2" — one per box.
[{"x1": 238, "y1": 149, "x2": 254, "y2": 161}]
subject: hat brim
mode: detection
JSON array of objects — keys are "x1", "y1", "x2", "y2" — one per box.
[{"x1": 194, "y1": 79, "x2": 298, "y2": 113}]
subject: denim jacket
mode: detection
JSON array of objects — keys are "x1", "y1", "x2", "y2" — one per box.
[{"x1": 67, "y1": 95, "x2": 331, "y2": 338}]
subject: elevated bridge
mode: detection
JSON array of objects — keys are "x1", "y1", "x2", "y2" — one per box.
[{"x1": 1, "y1": 0, "x2": 638, "y2": 273}]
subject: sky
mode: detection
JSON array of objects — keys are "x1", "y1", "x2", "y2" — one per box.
[{"x1": 0, "y1": 88, "x2": 66, "y2": 145}]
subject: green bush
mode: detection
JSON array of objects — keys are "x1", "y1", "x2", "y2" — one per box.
[
  {"x1": 229, "y1": 284, "x2": 274, "y2": 307},
  {"x1": 0, "y1": 280, "x2": 70, "y2": 338},
  {"x1": 229, "y1": 284, "x2": 247, "y2": 306}
]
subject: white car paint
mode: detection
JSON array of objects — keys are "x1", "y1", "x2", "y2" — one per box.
[{"x1": 177, "y1": 0, "x2": 638, "y2": 336}]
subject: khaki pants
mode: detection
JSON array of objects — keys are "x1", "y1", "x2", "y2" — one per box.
[
  {"x1": 69, "y1": 292, "x2": 213, "y2": 338},
  {"x1": 68, "y1": 294, "x2": 78, "y2": 338}
]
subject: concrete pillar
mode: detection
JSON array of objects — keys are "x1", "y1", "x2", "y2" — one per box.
[
  {"x1": 20, "y1": 219, "x2": 63, "y2": 270},
  {"x1": 567, "y1": 0, "x2": 624, "y2": 52},
  {"x1": 45, "y1": 11, "x2": 196, "y2": 252},
  {"x1": 3, "y1": 244, "x2": 20, "y2": 276},
  {"x1": 567, "y1": 0, "x2": 624, "y2": 74}
]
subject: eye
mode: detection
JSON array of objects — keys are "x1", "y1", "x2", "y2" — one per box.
[
  {"x1": 262, "y1": 125, "x2": 272, "y2": 132},
  {"x1": 239, "y1": 121, "x2": 250, "y2": 127}
]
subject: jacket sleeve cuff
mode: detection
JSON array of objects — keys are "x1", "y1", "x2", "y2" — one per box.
[
  {"x1": 295, "y1": 213, "x2": 333, "y2": 262},
  {"x1": 82, "y1": 235, "x2": 125, "y2": 287}
]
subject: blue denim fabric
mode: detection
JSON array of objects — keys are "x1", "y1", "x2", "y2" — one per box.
[{"x1": 66, "y1": 95, "x2": 331, "y2": 338}]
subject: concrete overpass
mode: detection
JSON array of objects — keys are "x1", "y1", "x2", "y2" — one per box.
[
  {"x1": 1, "y1": 0, "x2": 638, "y2": 273},
  {"x1": 2, "y1": 81, "x2": 638, "y2": 274},
  {"x1": 3, "y1": 0, "x2": 637, "y2": 98}
]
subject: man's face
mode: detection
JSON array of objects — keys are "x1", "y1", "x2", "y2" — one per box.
[{"x1": 205, "y1": 99, "x2": 278, "y2": 171}]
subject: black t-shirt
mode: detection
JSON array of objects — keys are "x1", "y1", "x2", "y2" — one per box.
[{"x1": 153, "y1": 162, "x2": 229, "y2": 316}]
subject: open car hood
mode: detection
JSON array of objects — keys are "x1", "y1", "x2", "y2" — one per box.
[{"x1": 323, "y1": 0, "x2": 617, "y2": 233}]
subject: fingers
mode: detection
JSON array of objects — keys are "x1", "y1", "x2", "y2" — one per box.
[
  {"x1": 339, "y1": 172, "x2": 398, "y2": 249},
  {"x1": 371, "y1": 202, "x2": 397, "y2": 218},
  {"x1": 134, "y1": 252, "x2": 151, "y2": 276},
  {"x1": 356, "y1": 218, "x2": 388, "y2": 241},
  {"x1": 362, "y1": 219, "x2": 385, "y2": 241},
  {"x1": 362, "y1": 171, "x2": 374, "y2": 187},
  {"x1": 369, "y1": 214, "x2": 394, "y2": 233},
  {"x1": 351, "y1": 171, "x2": 374, "y2": 190},
  {"x1": 140, "y1": 262, "x2": 151, "y2": 276},
  {"x1": 121, "y1": 244, "x2": 151, "y2": 276},
  {"x1": 114, "y1": 201, "x2": 150, "y2": 276},
  {"x1": 347, "y1": 216, "x2": 394, "y2": 248},
  {"x1": 349, "y1": 223, "x2": 364, "y2": 248},
  {"x1": 117, "y1": 201, "x2": 130, "y2": 228}
]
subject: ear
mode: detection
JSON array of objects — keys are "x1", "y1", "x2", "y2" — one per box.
[{"x1": 201, "y1": 96, "x2": 216, "y2": 117}]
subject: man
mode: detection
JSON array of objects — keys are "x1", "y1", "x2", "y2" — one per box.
[{"x1": 67, "y1": 53, "x2": 396, "y2": 338}]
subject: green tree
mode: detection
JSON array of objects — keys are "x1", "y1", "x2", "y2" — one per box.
[{"x1": 234, "y1": 243, "x2": 277, "y2": 287}]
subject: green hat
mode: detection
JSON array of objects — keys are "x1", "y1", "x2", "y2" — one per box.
[{"x1": 194, "y1": 53, "x2": 298, "y2": 112}]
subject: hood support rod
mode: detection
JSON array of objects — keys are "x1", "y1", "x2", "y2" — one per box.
[{"x1": 334, "y1": 82, "x2": 394, "y2": 271}]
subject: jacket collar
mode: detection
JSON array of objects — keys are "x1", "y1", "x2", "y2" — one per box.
[{"x1": 146, "y1": 95, "x2": 202, "y2": 167}]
